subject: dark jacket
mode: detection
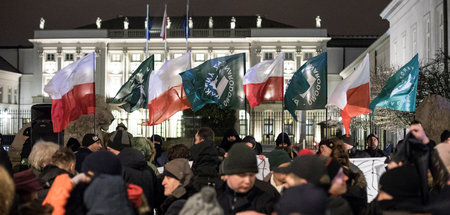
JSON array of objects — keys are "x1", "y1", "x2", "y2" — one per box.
[
  {"x1": 328, "y1": 195, "x2": 353, "y2": 215},
  {"x1": 343, "y1": 163, "x2": 368, "y2": 215},
  {"x1": 391, "y1": 132, "x2": 449, "y2": 203},
  {"x1": 220, "y1": 129, "x2": 241, "y2": 152},
  {"x1": 365, "y1": 197, "x2": 424, "y2": 215},
  {"x1": 363, "y1": 148, "x2": 386, "y2": 158},
  {"x1": 75, "y1": 148, "x2": 93, "y2": 173},
  {"x1": 20, "y1": 138, "x2": 32, "y2": 171},
  {"x1": 37, "y1": 164, "x2": 71, "y2": 203},
  {"x1": 0, "y1": 145, "x2": 12, "y2": 175},
  {"x1": 84, "y1": 174, "x2": 135, "y2": 215},
  {"x1": 118, "y1": 148, "x2": 157, "y2": 210},
  {"x1": 254, "y1": 179, "x2": 280, "y2": 200},
  {"x1": 191, "y1": 140, "x2": 222, "y2": 191},
  {"x1": 348, "y1": 148, "x2": 370, "y2": 158},
  {"x1": 216, "y1": 183, "x2": 276, "y2": 214}
]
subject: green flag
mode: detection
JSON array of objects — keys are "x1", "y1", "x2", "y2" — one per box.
[
  {"x1": 112, "y1": 55, "x2": 154, "y2": 112},
  {"x1": 180, "y1": 53, "x2": 245, "y2": 112},
  {"x1": 285, "y1": 52, "x2": 327, "y2": 120},
  {"x1": 369, "y1": 54, "x2": 419, "y2": 112}
]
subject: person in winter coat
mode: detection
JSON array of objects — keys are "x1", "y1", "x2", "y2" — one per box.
[
  {"x1": 216, "y1": 143, "x2": 277, "y2": 214},
  {"x1": 364, "y1": 134, "x2": 387, "y2": 157},
  {"x1": 366, "y1": 164, "x2": 424, "y2": 215},
  {"x1": 219, "y1": 128, "x2": 241, "y2": 152},
  {"x1": 131, "y1": 137, "x2": 159, "y2": 175},
  {"x1": 191, "y1": 127, "x2": 222, "y2": 191},
  {"x1": 323, "y1": 157, "x2": 353, "y2": 215},
  {"x1": 274, "y1": 132, "x2": 296, "y2": 159},
  {"x1": 75, "y1": 134, "x2": 102, "y2": 173},
  {"x1": 330, "y1": 138, "x2": 368, "y2": 215},
  {"x1": 20, "y1": 127, "x2": 32, "y2": 171},
  {"x1": 264, "y1": 149, "x2": 292, "y2": 193},
  {"x1": 118, "y1": 147, "x2": 157, "y2": 212},
  {"x1": 108, "y1": 123, "x2": 133, "y2": 151},
  {"x1": 160, "y1": 158, "x2": 194, "y2": 215},
  {"x1": 339, "y1": 135, "x2": 370, "y2": 158},
  {"x1": 37, "y1": 147, "x2": 76, "y2": 202},
  {"x1": 275, "y1": 183, "x2": 328, "y2": 215},
  {"x1": 388, "y1": 121, "x2": 449, "y2": 204},
  {"x1": 28, "y1": 141, "x2": 60, "y2": 176},
  {"x1": 242, "y1": 135, "x2": 263, "y2": 155}
]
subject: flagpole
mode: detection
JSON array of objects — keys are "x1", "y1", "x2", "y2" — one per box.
[
  {"x1": 185, "y1": 0, "x2": 189, "y2": 51},
  {"x1": 145, "y1": 4, "x2": 149, "y2": 138},
  {"x1": 163, "y1": 3, "x2": 168, "y2": 140},
  {"x1": 281, "y1": 53, "x2": 285, "y2": 145},
  {"x1": 93, "y1": 52, "x2": 97, "y2": 135},
  {"x1": 243, "y1": 53, "x2": 248, "y2": 136}
]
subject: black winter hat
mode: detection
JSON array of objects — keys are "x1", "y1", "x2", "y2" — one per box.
[
  {"x1": 277, "y1": 154, "x2": 330, "y2": 186},
  {"x1": 267, "y1": 149, "x2": 291, "y2": 171},
  {"x1": 82, "y1": 133, "x2": 99, "y2": 147},
  {"x1": 150, "y1": 134, "x2": 163, "y2": 144},
  {"x1": 275, "y1": 132, "x2": 291, "y2": 146},
  {"x1": 276, "y1": 183, "x2": 328, "y2": 215},
  {"x1": 379, "y1": 164, "x2": 421, "y2": 200},
  {"x1": 81, "y1": 151, "x2": 122, "y2": 176},
  {"x1": 223, "y1": 143, "x2": 257, "y2": 175},
  {"x1": 340, "y1": 135, "x2": 355, "y2": 147},
  {"x1": 324, "y1": 157, "x2": 342, "y2": 180},
  {"x1": 23, "y1": 127, "x2": 31, "y2": 137}
]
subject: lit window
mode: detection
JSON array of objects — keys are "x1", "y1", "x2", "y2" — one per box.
[
  {"x1": 264, "y1": 118, "x2": 273, "y2": 135},
  {"x1": 173, "y1": 53, "x2": 183, "y2": 59},
  {"x1": 131, "y1": 53, "x2": 142, "y2": 62},
  {"x1": 154, "y1": 54, "x2": 162, "y2": 62},
  {"x1": 0, "y1": 86, "x2": 3, "y2": 103},
  {"x1": 14, "y1": 89, "x2": 17, "y2": 104},
  {"x1": 195, "y1": 53, "x2": 205, "y2": 62},
  {"x1": 111, "y1": 54, "x2": 121, "y2": 62},
  {"x1": 8, "y1": 87, "x2": 12, "y2": 104},
  {"x1": 216, "y1": 53, "x2": 226, "y2": 58},
  {"x1": 303, "y1": 52, "x2": 313, "y2": 62},
  {"x1": 264, "y1": 52, "x2": 273, "y2": 60},
  {"x1": 46, "y1": 54, "x2": 55, "y2": 61},
  {"x1": 65, "y1": 53, "x2": 74, "y2": 61}
]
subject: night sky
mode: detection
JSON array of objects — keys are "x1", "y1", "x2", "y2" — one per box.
[{"x1": 0, "y1": 0, "x2": 391, "y2": 46}]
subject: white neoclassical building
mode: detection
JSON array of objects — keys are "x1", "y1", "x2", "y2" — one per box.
[{"x1": 1, "y1": 15, "x2": 378, "y2": 146}]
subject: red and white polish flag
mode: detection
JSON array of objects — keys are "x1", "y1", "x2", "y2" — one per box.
[
  {"x1": 160, "y1": 5, "x2": 167, "y2": 40},
  {"x1": 327, "y1": 53, "x2": 371, "y2": 135},
  {"x1": 44, "y1": 52, "x2": 96, "y2": 132},
  {"x1": 147, "y1": 52, "x2": 191, "y2": 126},
  {"x1": 244, "y1": 53, "x2": 285, "y2": 108}
]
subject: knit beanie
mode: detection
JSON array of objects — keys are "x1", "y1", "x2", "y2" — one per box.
[
  {"x1": 179, "y1": 186, "x2": 224, "y2": 215},
  {"x1": 379, "y1": 164, "x2": 421, "y2": 200},
  {"x1": 275, "y1": 133, "x2": 291, "y2": 146},
  {"x1": 81, "y1": 151, "x2": 122, "y2": 176},
  {"x1": 278, "y1": 154, "x2": 330, "y2": 186},
  {"x1": 276, "y1": 183, "x2": 327, "y2": 215},
  {"x1": 163, "y1": 158, "x2": 193, "y2": 198},
  {"x1": 223, "y1": 143, "x2": 257, "y2": 175},
  {"x1": 82, "y1": 133, "x2": 99, "y2": 147},
  {"x1": 267, "y1": 149, "x2": 291, "y2": 171}
]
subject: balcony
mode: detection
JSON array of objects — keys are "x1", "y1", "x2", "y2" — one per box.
[{"x1": 107, "y1": 29, "x2": 251, "y2": 39}]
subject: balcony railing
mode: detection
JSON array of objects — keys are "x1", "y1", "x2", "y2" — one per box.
[{"x1": 108, "y1": 29, "x2": 251, "y2": 39}]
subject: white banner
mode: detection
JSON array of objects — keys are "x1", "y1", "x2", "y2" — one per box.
[{"x1": 350, "y1": 157, "x2": 387, "y2": 202}]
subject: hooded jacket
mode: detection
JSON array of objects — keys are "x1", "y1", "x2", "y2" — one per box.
[
  {"x1": 37, "y1": 164, "x2": 71, "y2": 203},
  {"x1": 118, "y1": 148, "x2": 157, "y2": 210},
  {"x1": 191, "y1": 140, "x2": 222, "y2": 190},
  {"x1": 220, "y1": 129, "x2": 241, "y2": 152}
]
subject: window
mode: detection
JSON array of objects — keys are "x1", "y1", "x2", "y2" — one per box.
[
  {"x1": 412, "y1": 24, "x2": 417, "y2": 55},
  {"x1": 264, "y1": 118, "x2": 273, "y2": 135},
  {"x1": 424, "y1": 13, "x2": 431, "y2": 59},
  {"x1": 46, "y1": 53, "x2": 55, "y2": 61},
  {"x1": 131, "y1": 53, "x2": 142, "y2": 62},
  {"x1": 154, "y1": 54, "x2": 162, "y2": 62},
  {"x1": 306, "y1": 119, "x2": 313, "y2": 136},
  {"x1": 7, "y1": 87, "x2": 12, "y2": 104},
  {"x1": 303, "y1": 52, "x2": 313, "y2": 62},
  {"x1": 173, "y1": 53, "x2": 183, "y2": 59},
  {"x1": 284, "y1": 118, "x2": 294, "y2": 135},
  {"x1": 284, "y1": 53, "x2": 293, "y2": 61},
  {"x1": 111, "y1": 54, "x2": 121, "y2": 62},
  {"x1": 264, "y1": 52, "x2": 273, "y2": 60},
  {"x1": 195, "y1": 53, "x2": 205, "y2": 62},
  {"x1": 216, "y1": 53, "x2": 226, "y2": 58},
  {"x1": 14, "y1": 88, "x2": 17, "y2": 104},
  {"x1": 0, "y1": 87, "x2": 3, "y2": 103},
  {"x1": 65, "y1": 53, "x2": 74, "y2": 61}
]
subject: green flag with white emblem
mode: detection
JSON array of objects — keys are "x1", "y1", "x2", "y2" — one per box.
[
  {"x1": 285, "y1": 52, "x2": 327, "y2": 120},
  {"x1": 180, "y1": 53, "x2": 245, "y2": 112},
  {"x1": 112, "y1": 55, "x2": 154, "y2": 112},
  {"x1": 369, "y1": 54, "x2": 419, "y2": 112}
]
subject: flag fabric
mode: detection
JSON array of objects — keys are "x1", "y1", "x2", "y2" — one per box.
[
  {"x1": 160, "y1": 5, "x2": 167, "y2": 40},
  {"x1": 44, "y1": 52, "x2": 96, "y2": 132},
  {"x1": 328, "y1": 53, "x2": 371, "y2": 135},
  {"x1": 244, "y1": 53, "x2": 284, "y2": 108},
  {"x1": 369, "y1": 54, "x2": 419, "y2": 112},
  {"x1": 111, "y1": 56, "x2": 154, "y2": 113},
  {"x1": 285, "y1": 52, "x2": 327, "y2": 120},
  {"x1": 147, "y1": 53, "x2": 192, "y2": 126},
  {"x1": 180, "y1": 53, "x2": 245, "y2": 112}
]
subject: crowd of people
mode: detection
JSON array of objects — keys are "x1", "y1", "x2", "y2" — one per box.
[{"x1": 0, "y1": 120, "x2": 449, "y2": 215}]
